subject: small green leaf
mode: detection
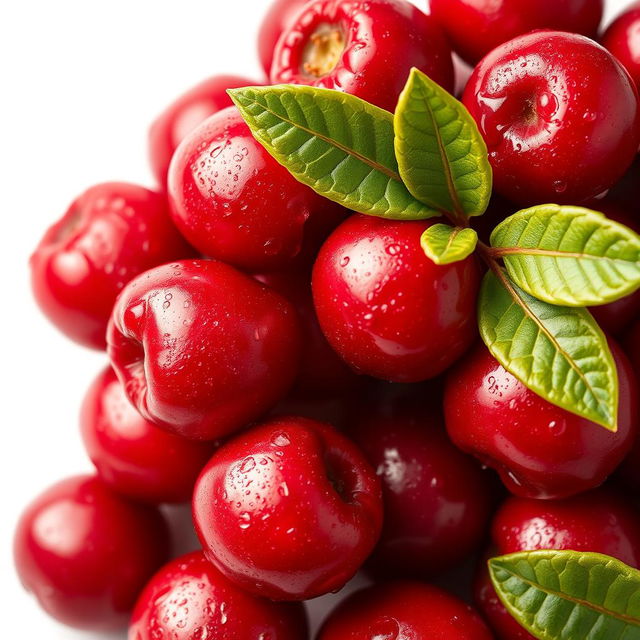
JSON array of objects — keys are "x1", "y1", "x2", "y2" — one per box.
[
  {"x1": 394, "y1": 67, "x2": 492, "y2": 220},
  {"x1": 489, "y1": 550, "x2": 640, "y2": 640},
  {"x1": 478, "y1": 269, "x2": 618, "y2": 430},
  {"x1": 491, "y1": 205, "x2": 640, "y2": 307},
  {"x1": 420, "y1": 224, "x2": 478, "y2": 265},
  {"x1": 228, "y1": 85, "x2": 438, "y2": 220}
]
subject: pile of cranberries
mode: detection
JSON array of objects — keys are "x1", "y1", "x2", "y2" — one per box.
[{"x1": 15, "y1": 0, "x2": 640, "y2": 638}]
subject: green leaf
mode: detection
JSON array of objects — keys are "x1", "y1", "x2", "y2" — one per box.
[
  {"x1": 491, "y1": 205, "x2": 640, "y2": 307},
  {"x1": 420, "y1": 224, "x2": 478, "y2": 265},
  {"x1": 478, "y1": 269, "x2": 618, "y2": 430},
  {"x1": 394, "y1": 67, "x2": 492, "y2": 220},
  {"x1": 228, "y1": 85, "x2": 438, "y2": 220},
  {"x1": 489, "y1": 550, "x2": 640, "y2": 640}
]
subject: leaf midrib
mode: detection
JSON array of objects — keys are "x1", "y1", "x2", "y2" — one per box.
[{"x1": 493, "y1": 247, "x2": 640, "y2": 266}]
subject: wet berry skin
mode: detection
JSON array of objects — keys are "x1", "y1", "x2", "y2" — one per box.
[
  {"x1": 30, "y1": 182, "x2": 193, "y2": 350},
  {"x1": 474, "y1": 489, "x2": 640, "y2": 640},
  {"x1": 270, "y1": 0, "x2": 454, "y2": 112},
  {"x1": 258, "y1": 0, "x2": 308, "y2": 75},
  {"x1": 107, "y1": 259, "x2": 301, "y2": 441},
  {"x1": 13, "y1": 475, "x2": 169, "y2": 631},
  {"x1": 430, "y1": 0, "x2": 603, "y2": 66},
  {"x1": 462, "y1": 31, "x2": 640, "y2": 206},
  {"x1": 128, "y1": 551, "x2": 308, "y2": 640},
  {"x1": 80, "y1": 366, "x2": 218, "y2": 503},
  {"x1": 149, "y1": 75, "x2": 258, "y2": 189},
  {"x1": 444, "y1": 341, "x2": 638, "y2": 500},
  {"x1": 168, "y1": 107, "x2": 347, "y2": 272},
  {"x1": 312, "y1": 215, "x2": 481, "y2": 383},
  {"x1": 602, "y1": 2, "x2": 640, "y2": 92},
  {"x1": 192, "y1": 415, "x2": 383, "y2": 600},
  {"x1": 318, "y1": 581, "x2": 494, "y2": 640},
  {"x1": 346, "y1": 382, "x2": 494, "y2": 577}
]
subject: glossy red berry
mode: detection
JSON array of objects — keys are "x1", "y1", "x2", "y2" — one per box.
[
  {"x1": 463, "y1": 31, "x2": 640, "y2": 205},
  {"x1": 168, "y1": 107, "x2": 347, "y2": 272},
  {"x1": 270, "y1": 0, "x2": 454, "y2": 112},
  {"x1": 347, "y1": 382, "x2": 494, "y2": 577},
  {"x1": 602, "y1": 2, "x2": 640, "y2": 91},
  {"x1": 445, "y1": 341, "x2": 638, "y2": 499},
  {"x1": 80, "y1": 366, "x2": 218, "y2": 503},
  {"x1": 258, "y1": 0, "x2": 308, "y2": 75},
  {"x1": 312, "y1": 215, "x2": 481, "y2": 383},
  {"x1": 128, "y1": 551, "x2": 308, "y2": 640},
  {"x1": 474, "y1": 489, "x2": 640, "y2": 640},
  {"x1": 13, "y1": 475, "x2": 169, "y2": 631},
  {"x1": 192, "y1": 415, "x2": 383, "y2": 600},
  {"x1": 318, "y1": 581, "x2": 494, "y2": 640},
  {"x1": 430, "y1": 0, "x2": 603, "y2": 66},
  {"x1": 107, "y1": 259, "x2": 301, "y2": 441},
  {"x1": 149, "y1": 75, "x2": 259, "y2": 189},
  {"x1": 625, "y1": 320, "x2": 640, "y2": 375},
  {"x1": 30, "y1": 182, "x2": 193, "y2": 349}
]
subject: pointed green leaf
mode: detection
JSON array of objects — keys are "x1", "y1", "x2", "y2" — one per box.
[
  {"x1": 491, "y1": 205, "x2": 640, "y2": 307},
  {"x1": 394, "y1": 67, "x2": 492, "y2": 220},
  {"x1": 228, "y1": 85, "x2": 438, "y2": 220},
  {"x1": 478, "y1": 269, "x2": 618, "y2": 430},
  {"x1": 420, "y1": 224, "x2": 478, "y2": 265},
  {"x1": 489, "y1": 550, "x2": 640, "y2": 640}
]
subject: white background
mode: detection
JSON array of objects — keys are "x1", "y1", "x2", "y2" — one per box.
[{"x1": 0, "y1": 0, "x2": 627, "y2": 637}]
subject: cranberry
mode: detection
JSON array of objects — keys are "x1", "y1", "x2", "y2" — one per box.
[
  {"x1": 80, "y1": 366, "x2": 218, "y2": 503},
  {"x1": 258, "y1": 0, "x2": 308, "y2": 75},
  {"x1": 192, "y1": 415, "x2": 383, "y2": 600},
  {"x1": 346, "y1": 381, "x2": 495, "y2": 577},
  {"x1": 168, "y1": 107, "x2": 347, "y2": 272},
  {"x1": 312, "y1": 215, "x2": 481, "y2": 382},
  {"x1": 30, "y1": 182, "x2": 192, "y2": 350},
  {"x1": 430, "y1": 0, "x2": 603, "y2": 66},
  {"x1": 128, "y1": 551, "x2": 308, "y2": 640},
  {"x1": 625, "y1": 320, "x2": 640, "y2": 375},
  {"x1": 107, "y1": 259, "x2": 301, "y2": 441},
  {"x1": 13, "y1": 475, "x2": 169, "y2": 630},
  {"x1": 270, "y1": 0, "x2": 454, "y2": 112},
  {"x1": 474, "y1": 489, "x2": 640, "y2": 640},
  {"x1": 149, "y1": 75, "x2": 259, "y2": 189},
  {"x1": 318, "y1": 581, "x2": 493, "y2": 639},
  {"x1": 444, "y1": 341, "x2": 638, "y2": 499},
  {"x1": 463, "y1": 31, "x2": 640, "y2": 205},
  {"x1": 602, "y1": 2, "x2": 640, "y2": 92},
  {"x1": 255, "y1": 270, "x2": 360, "y2": 396}
]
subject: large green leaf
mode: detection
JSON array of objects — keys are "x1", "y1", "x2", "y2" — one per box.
[
  {"x1": 420, "y1": 224, "x2": 477, "y2": 265},
  {"x1": 228, "y1": 85, "x2": 438, "y2": 220},
  {"x1": 394, "y1": 67, "x2": 492, "y2": 220},
  {"x1": 491, "y1": 205, "x2": 640, "y2": 306},
  {"x1": 489, "y1": 550, "x2": 640, "y2": 640},
  {"x1": 478, "y1": 269, "x2": 618, "y2": 430}
]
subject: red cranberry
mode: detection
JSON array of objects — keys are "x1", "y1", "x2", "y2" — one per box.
[
  {"x1": 107, "y1": 259, "x2": 301, "y2": 441},
  {"x1": 602, "y1": 2, "x2": 640, "y2": 92},
  {"x1": 192, "y1": 415, "x2": 383, "y2": 600},
  {"x1": 474, "y1": 489, "x2": 640, "y2": 640},
  {"x1": 168, "y1": 107, "x2": 346, "y2": 272},
  {"x1": 13, "y1": 475, "x2": 169, "y2": 630},
  {"x1": 318, "y1": 581, "x2": 493, "y2": 639},
  {"x1": 270, "y1": 0, "x2": 454, "y2": 112},
  {"x1": 312, "y1": 215, "x2": 481, "y2": 383},
  {"x1": 149, "y1": 75, "x2": 259, "y2": 189},
  {"x1": 30, "y1": 182, "x2": 192, "y2": 349},
  {"x1": 80, "y1": 366, "x2": 217, "y2": 503},
  {"x1": 444, "y1": 341, "x2": 638, "y2": 499},
  {"x1": 430, "y1": 0, "x2": 603, "y2": 65},
  {"x1": 625, "y1": 320, "x2": 640, "y2": 375},
  {"x1": 462, "y1": 31, "x2": 640, "y2": 205},
  {"x1": 346, "y1": 382, "x2": 494, "y2": 577},
  {"x1": 255, "y1": 270, "x2": 360, "y2": 396},
  {"x1": 128, "y1": 551, "x2": 308, "y2": 640},
  {"x1": 258, "y1": 0, "x2": 308, "y2": 75}
]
